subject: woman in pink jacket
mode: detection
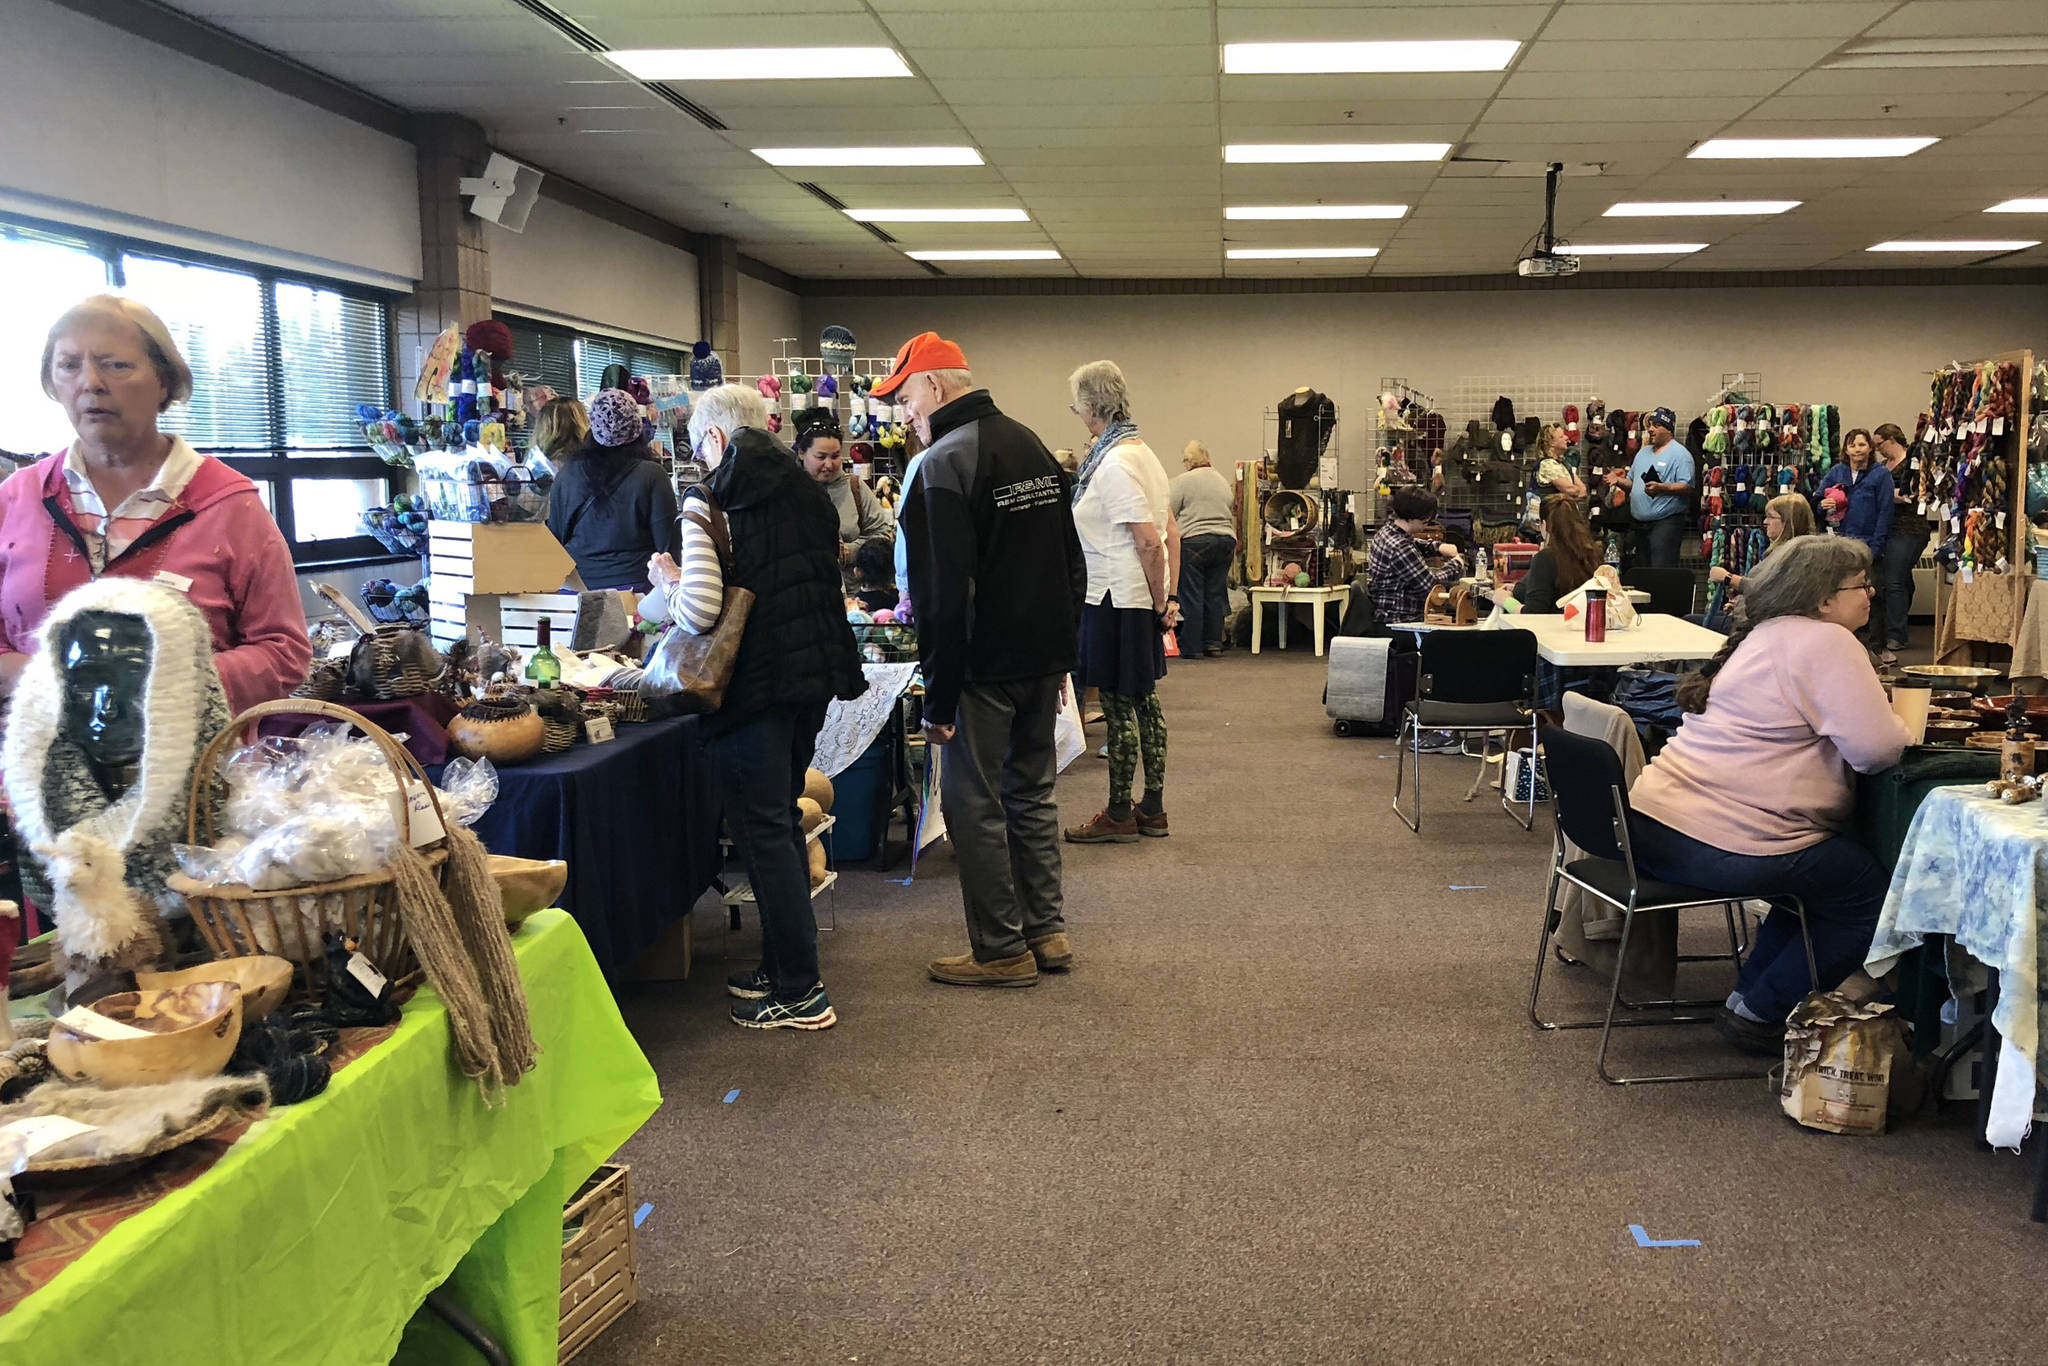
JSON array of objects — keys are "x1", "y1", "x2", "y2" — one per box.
[{"x1": 0, "y1": 295, "x2": 309, "y2": 713}]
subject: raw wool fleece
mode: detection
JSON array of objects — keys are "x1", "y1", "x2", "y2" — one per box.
[
  {"x1": 0, "y1": 1074, "x2": 268, "y2": 1168},
  {"x1": 1, "y1": 579, "x2": 231, "y2": 958}
]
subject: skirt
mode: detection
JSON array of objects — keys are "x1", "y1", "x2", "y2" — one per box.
[{"x1": 1077, "y1": 597, "x2": 1166, "y2": 696}]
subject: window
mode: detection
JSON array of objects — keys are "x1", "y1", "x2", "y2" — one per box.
[
  {"x1": 0, "y1": 212, "x2": 397, "y2": 565},
  {"x1": 499, "y1": 314, "x2": 684, "y2": 400}
]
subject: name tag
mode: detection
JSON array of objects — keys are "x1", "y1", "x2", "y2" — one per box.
[{"x1": 153, "y1": 570, "x2": 194, "y2": 593}]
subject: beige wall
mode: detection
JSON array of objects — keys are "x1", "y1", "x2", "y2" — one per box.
[
  {"x1": 738, "y1": 274, "x2": 804, "y2": 378},
  {"x1": 489, "y1": 197, "x2": 698, "y2": 348},
  {"x1": 0, "y1": 0, "x2": 419, "y2": 286},
  {"x1": 805, "y1": 285, "x2": 2048, "y2": 483}
]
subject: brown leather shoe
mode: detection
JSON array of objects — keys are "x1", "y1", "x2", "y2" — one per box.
[
  {"x1": 1134, "y1": 808, "x2": 1168, "y2": 838},
  {"x1": 1064, "y1": 810, "x2": 1139, "y2": 843},
  {"x1": 928, "y1": 950, "x2": 1039, "y2": 987},
  {"x1": 1027, "y1": 933, "x2": 1073, "y2": 971}
]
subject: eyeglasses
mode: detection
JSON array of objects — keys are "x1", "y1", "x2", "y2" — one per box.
[{"x1": 1830, "y1": 580, "x2": 1876, "y2": 597}]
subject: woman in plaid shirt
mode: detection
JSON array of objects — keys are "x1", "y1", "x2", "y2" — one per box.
[{"x1": 1366, "y1": 486, "x2": 1465, "y2": 627}]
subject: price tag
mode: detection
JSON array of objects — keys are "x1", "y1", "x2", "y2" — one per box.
[
  {"x1": 585, "y1": 715, "x2": 616, "y2": 745},
  {"x1": 0, "y1": 1115, "x2": 98, "y2": 1160},
  {"x1": 1736, "y1": 483, "x2": 1747, "y2": 492},
  {"x1": 1952, "y1": 515, "x2": 1964, "y2": 533},
  {"x1": 1994, "y1": 417, "x2": 2006, "y2": 436},
  {"x1": 1997, "y1": 510, "x2": 2008, "y2": 529},
  {"x1": 347, "y1": 951, "x2": 389, "y2": 998},
  {"x1": 1962, "y1": 565, "x2": 1976, "y2": 584},
  {"x1": 53, "y1": 1005, "x2": 152, "y2": 1041},
  {"x1": 399, "y1": 779, "x2": 444, "y2": 847},
  {"x1": 1918, "y1": 500, "x2": 1928, "y2": 516}
]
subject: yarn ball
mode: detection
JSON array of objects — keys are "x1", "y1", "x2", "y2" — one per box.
[
  {"x1": 847, "y1": 608, "x2": 873, "y2": 624},
  {"x1": 757, "y1": 374, "x2": 782, "y2": 400},
  {"x1": 1282, "y1": 561, "x2": 1304, "y2": 579},
  {"x1": 588, "y1": 388, "x2": 643, "y2": 447},
  {"x1": 870, "y1": 608, "x2": 896, "y2": 624},
  {"x1": 1294, "y1": 572, "x2": 1312, "y2": 587}
]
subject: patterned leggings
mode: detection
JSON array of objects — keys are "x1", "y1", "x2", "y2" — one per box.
[{"x1": 1101, "y1": 690, "x2": 1167, "y2": 801}]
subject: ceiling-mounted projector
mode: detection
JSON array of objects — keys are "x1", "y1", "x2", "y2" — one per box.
[
  {"x1": 1517, "y1": 250, "x2": 1580, "y2": 278},
  {"x1": 1513, "y1": 161, "x2": 1579, "y2": 279},
  {"x1": 459, "y1": 152, "x2": 543, "y2": 232}
]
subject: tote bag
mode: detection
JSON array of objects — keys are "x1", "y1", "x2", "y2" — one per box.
[{"x1": 640, "y1": 493, "x2": 755, "y2": 714}]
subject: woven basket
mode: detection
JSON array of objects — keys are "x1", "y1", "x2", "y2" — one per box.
[
  {"x1": 170, "y1": 700, "x2": 448, "y2": 1005},
  {"x1": 541, "y1": 717, "x2": 579, "y2": 753}
]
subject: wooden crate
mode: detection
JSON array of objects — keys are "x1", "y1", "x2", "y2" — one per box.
[
  {"x1": 561, "y1": 1163, "x2": 638, "y2": 1363},
  {"x1": 428, "y1": 521, "x2": 576, "y2": 595},
  {"x1": 428, "y1": 588, "x2": 582, "y2": 653}
]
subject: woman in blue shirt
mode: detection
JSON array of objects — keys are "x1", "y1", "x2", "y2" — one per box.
[{"x1": 1817, "y1": 428, "x2": 1893, "y2": 558}]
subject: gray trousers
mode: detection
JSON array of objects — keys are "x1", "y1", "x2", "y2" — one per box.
[{"x1": 938, "y1": 676, "x2": 1066, "y2": 962}]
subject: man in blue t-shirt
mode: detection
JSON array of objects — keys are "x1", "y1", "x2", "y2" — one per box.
[{"x1": 1603, "y1": 407, "x2": 1693, "y2": 569}]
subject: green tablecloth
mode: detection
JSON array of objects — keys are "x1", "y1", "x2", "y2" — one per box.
[{"x1": 1, "y1": 909, "x2": 661, "y2": 1365}]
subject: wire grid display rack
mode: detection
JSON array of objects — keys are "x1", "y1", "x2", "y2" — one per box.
[
  {"x1": 1373, "y1": 375, "x2": 1436, "y2": 524},
  {"x1": 1442, "y1": 373, "x2": 1600, "y2": 521}
]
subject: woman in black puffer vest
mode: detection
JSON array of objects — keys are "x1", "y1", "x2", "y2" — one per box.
[{"x1": 684, "y1": 384, "x2": 863, "y2": 1031}]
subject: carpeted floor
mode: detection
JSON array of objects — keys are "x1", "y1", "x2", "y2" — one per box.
[{"x1": 592, "y1": 638, "x2": 2043, "y2": 1366}]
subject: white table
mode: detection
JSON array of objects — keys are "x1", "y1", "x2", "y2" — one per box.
[
  {"x1": 1388, "y1": 613, "x2": 1722, "y2": 667},
  {"x1": 1249, "y1": 583, "x2": 1351, "y2": 656}
]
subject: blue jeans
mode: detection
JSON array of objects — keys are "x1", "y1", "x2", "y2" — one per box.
[
  {"x1": 1627, "y1": 814, "x2": 1891, "y2": 1021},
  {"x1": 703, "y1": 700, "x2": 830, "y2": 1001},
  {"x1": 1176, "y1": 533, "x2": 1236, "y2": 653},
  {"x1": 1871, "y1": 529, "x2": 1928, "y2": 649},
  {"x1": 1630, "y1": 515, "x2": 1685, "y2": 569}
]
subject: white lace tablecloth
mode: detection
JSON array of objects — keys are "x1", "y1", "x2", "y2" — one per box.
[
  {"x1": 810, "y1": 663, "x2": 918, "y2": 778},
  {"x1": 1866, "y1": 785, "x2": 2047, "y2": 1147}
]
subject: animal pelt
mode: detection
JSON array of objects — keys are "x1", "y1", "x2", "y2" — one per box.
[{"x1": 0, "y1": 1074, "x2": 269, "y2": 1168}]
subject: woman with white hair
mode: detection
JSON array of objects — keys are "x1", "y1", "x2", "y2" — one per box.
[
  {"x1": 646, "y1": 382, "x2": 864, "y2": 1032},
  {"x1": 1627, "y1": 535, "x2": 1910, "y2": 1054},
  {"x1": 1170, "y1": 440, "x2": 1237, "y2": 657},
  {"x1": 0, "y1": 294, "x2": 309, "y2": 711},
  {"x1": 1064, "y1": 359, "x2": 1180, "y2": 844}
]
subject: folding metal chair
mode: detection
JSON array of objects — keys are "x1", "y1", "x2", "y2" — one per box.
[
  {"x1": 1527, "y1": 724, "x2": 1818, "y2": 1085},
  {"x1": 1391, "y1": 628, "x2": 1539, "y2": 834}
]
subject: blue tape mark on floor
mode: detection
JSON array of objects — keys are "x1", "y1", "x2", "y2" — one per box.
[
  {"x1": 634, "y1": 1202, "x2": 653, "y2": 1229},
  {"x1": 1628, "y1": 1224, "x2": 1700, "y2": 1248},
  {"x1": 1448, "y1": 885, "x2": 1487, "y2": 891},
  {"x1": 723, "y1": 1088, "x2": 740, "y2": 1104}
]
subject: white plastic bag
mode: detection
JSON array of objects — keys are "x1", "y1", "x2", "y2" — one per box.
[
  {"x1": 1558, "y1": 565, "x2": 1641, "y2": 631},
  {"x1": 1054, "y1": 681, "x2": 1086, "y2": 773}
]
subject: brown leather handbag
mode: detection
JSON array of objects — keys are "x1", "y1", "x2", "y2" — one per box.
[{"x1": 640, "y1": 493, "x2": 755, "y2": 714}]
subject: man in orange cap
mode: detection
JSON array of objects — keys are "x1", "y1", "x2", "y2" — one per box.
[{"x1": 879, "y1": 333, "x2": 1088, "y2": 988}]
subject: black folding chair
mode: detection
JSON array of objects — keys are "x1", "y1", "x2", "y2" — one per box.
[
  {"x1": 1527, "y1": 724, "x2": 1818, "y2": 1085},
  {"x1": 1391, "y1": 628, "x2": 1539, "y2": 834},
  {"x1": 1621, "y1": 566, "x2": 1695, "y2": 617}
]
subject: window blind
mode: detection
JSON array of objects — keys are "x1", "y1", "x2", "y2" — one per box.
[
  {"x1": 502, "y1": 317, "x2": 578, "y2": 400},
  {"x1": 120, "y1": 253, "x2": 272, "y2": 451},
  {"x1": 279, "y1": 282, "x2": 390, "y2": 448}
]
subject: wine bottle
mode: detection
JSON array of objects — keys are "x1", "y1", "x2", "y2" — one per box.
[{"x1": 525, "y1": 616, "x2": 561, "y2": 688}]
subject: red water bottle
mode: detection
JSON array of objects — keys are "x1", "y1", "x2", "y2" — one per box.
[{"x1": 1584, "y1": 587, "x2": 1608, "y2": 643}]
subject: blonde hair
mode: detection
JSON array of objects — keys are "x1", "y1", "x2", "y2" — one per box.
[
  {"x1": 1764, "y1": 492, "x2": 1816, "y2": 543},
  {"x1": 530, "y1": 397, "x2": 590, "y2": 457},
  {"x1": 42, "y1": 294, "x2": 193, "y2": 411},
  {"x1": 1183, "y1": 440, "x2": 1212, "y2": 469}
]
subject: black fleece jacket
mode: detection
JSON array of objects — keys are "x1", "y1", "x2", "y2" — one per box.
[{"x1": 900, "y1": 390, "x2": 1086, "y2": 726}]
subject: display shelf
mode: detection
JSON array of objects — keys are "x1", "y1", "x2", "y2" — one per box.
[
  {"x1": 807, "y1": 814, "x2": 836, "y2": 845},
  {"x1": 720, "y1": 869, "x2": 837, "y2": 906}
]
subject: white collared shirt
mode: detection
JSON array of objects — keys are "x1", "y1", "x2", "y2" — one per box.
[{"x1": 62, "y1": 436, "x2": 203, "y2": 571}]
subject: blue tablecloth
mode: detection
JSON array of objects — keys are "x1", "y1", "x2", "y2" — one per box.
[
  {"x1": 1866, "y1": 785, "x2": 2048, "y2": 1148},
  {"x1": 435, "y1": 716, "x2": 719, "y2": 974}
]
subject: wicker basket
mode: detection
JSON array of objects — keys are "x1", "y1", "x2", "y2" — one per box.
[
  {"x1": 170, "y1": 700, "x2": 449, "y2": 1004},
  {"x1": 561, "y1": 1163, "x2": 638, "y2": 1363}
]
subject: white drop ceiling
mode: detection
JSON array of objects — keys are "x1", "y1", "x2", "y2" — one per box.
[{"x1": 161, "y1": 0, "x2": 2048, "y2": 281}]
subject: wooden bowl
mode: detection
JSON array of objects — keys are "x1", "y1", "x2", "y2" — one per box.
[
  {"x1": 489, "y1": 855, "x2": 567, "y2": 927},
  {"x1": 1933, "y1": 691, "x2": 1978, "y2": 709},
  {"x1": 1965, "y1": 732, "x2": 2007, "y2": 752},
  {"x1": 1922, "y1": 719, "x2": 1979, "y2": 745},
  {"x1": 1900, "y1": 664, "x2": 2003, "y2": 695},
  {"x1": 47, "y1": 982, "x2": 244, "y2": 1087},
  {"x1": 136, "y1": 956, "x2": 293, "y2": 1021}
]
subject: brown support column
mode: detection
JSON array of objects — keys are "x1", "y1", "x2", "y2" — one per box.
[
  {"x1": 697, "y1": 235, "x2": 740, "y2": 374},
  {"x1": 395, "y1": 114, "x2": 494, "y2": 405}
]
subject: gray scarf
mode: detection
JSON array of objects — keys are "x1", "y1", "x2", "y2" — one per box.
[{"x1": 1073, "y1": 418, "x2": 1139, "y2": 505}]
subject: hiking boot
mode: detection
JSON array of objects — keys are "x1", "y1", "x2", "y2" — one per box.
[
  {"x1": 1064, "y1": 810, "x2": 1139, "y2": 843},
  {"x1": 1715, "y1": 1006, "x2": 1784, "y2": 1057},
  {"x1": 730, "y1": 986, "x2": 837, "y2": 1030},
  {"x1": 928, "y1": 950, "x2": 1039, "y2": 987},
  {"x1": 1134, "y1": 808, "x2": 1169, "y2": 838},
  {"x1": 1027, "y1": 933, "x2": 1074, "y2": 971},
  {"x1": 726, "y1": 967, "x2": 772, "y2": 1000}
]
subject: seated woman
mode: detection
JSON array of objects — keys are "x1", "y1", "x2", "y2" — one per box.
[
  {"x1": 1626, "y1": 536, "x2": 1911, "y2": 1055},
  {"x1": 1701, "y1": 492, "x2": 1815, "y2": 631},
  {"x1": 0, "y1": 294, "x2": 310, "y2": 713},
  {"x1": 1512, "y1": 494, "x2": 1601, "y2": 614},
  {"x1": 544, "y1": 387, "x2": 678, "y2": 591},
  {"x1": 1365, "y1": 485, "x2": 1464, "y2": 628}
]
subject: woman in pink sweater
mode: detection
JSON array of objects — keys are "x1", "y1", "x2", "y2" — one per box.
[
  {"x1": 0, "y1": 296, "x2": 309, "y2": 713},
  {"x1": 1628, "y1": 535, "x2": 1910, "y2": 1054}
]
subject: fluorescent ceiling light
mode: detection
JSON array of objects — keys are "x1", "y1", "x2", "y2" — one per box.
[
  {"x1": 1223, "y1": 40, "x2": 1519, "y2": 74},
  {"x1": 1225, "y1": 143, "x2": 1450, "y2": 164},
  {"x1": 1226, "y1": 205, "x2": 1408, "y2": 220},
  {"x1": 1987, "y1": 198, "x2": 2048, "y2": 213},
  {"x1": 609, "y1": 48, "x2": 912, "y2": 80},
  {"x1": 1868, "y1": 239, "x2": 2040, "y2": 253},
  {"x1": 1566, "y1": 243, "x2": 1708, "y2": 256},
  {"x1": 905, "y1": 249, "x2": 1061, "y2": 262},
  {"x1": 1825, "y1": 37, "x2": 2048, "y2": 69},
  {"x1": 1690, "y1": 137, "x2": 1937, "y2": 159},
  {"x1": 753, "y1": 146, "x2": 983, "y2": 167},
  {"x1": 845, "y1": 208, "x2": 1028, "y2": 223},
  {"x1": 1227, "y1": 247, "x2": 1380, "y2": 259},
  {"x1": 1605, "y1": 200, "x2": 1799, "y2": 217}
]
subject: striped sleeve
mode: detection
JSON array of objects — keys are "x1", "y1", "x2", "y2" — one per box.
[{"x1": 672, "y1": 510, "x2": 725, "y2": 634}]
